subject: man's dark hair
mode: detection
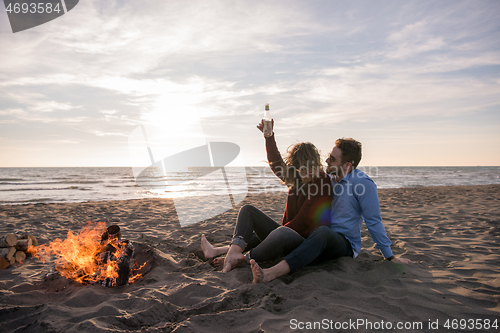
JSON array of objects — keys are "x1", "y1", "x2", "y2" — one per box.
[{"x1": 335, "y1": 138, "x2": 362, "y2": 169}]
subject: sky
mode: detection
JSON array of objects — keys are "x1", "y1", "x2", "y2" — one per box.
[{"x1": 0, "y1": 0, "x2": 499, "y2": 167}]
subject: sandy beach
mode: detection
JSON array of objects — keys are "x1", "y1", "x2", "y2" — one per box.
[{"x1": 0, "y1": 184, "x2": 499, "y2": 332}]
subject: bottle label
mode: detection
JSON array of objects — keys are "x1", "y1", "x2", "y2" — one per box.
[{"x1": 263, "y1": 119, "x2": 272, "y2": 137}]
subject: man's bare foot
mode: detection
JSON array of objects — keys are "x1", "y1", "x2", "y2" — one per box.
[
  {"x1": 391, "y1": 257, "x2": 412, "y2": 264},
  {"x1": 222, "y1": 245, "x2": 246, "y2": 273},
  {"x1": 251, "y1": 259, "x2": 290, "y2": 283},
  {"x1": 222, "y1": 253, "x2": 246, "y2": 272},
  {"x1": 250, "y1": 259, "x2": 265, "y2": 283}
]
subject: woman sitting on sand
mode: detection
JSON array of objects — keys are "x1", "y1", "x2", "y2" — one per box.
[{"x1": 201, "y1": 120, "x2": 333, "y2": 272}]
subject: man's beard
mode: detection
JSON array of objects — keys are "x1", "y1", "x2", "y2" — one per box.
[{"x1": 327, "y1": 166, "x2": 339, "y2": 176}]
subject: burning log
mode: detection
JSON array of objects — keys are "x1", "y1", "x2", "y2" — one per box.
[
  {"x1": 99, "y1": 240, "x2": 134, "y2": 287},
  {"x1": 101, "y1": 225, "x2": 121, "y2": 242},
  {"x1": 0, "y1": 234, "x2": 17, "y2": 248},
  {"x1": 116, "y1": 241, "x2": 134, "y2": 286},
  {"x1": 35, "y1": 222, "x2": 146, "y2": 287}
]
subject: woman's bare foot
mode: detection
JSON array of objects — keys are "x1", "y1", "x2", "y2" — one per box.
[
  {"x1": 215, "y1": 254, "x2": 248, "y2": 271},
  {"x1": 213, "y1": 256, "x2": 225, "y2": 269},
  {"x1": 222, "y1": 244, "x2": 246, "y2": 273},
  {"x1": 201, "y1": 234, "x2": 229, "y2": 260},
  {"x1": 250, "y1": 259, "x2": 265, "y2": 283}
]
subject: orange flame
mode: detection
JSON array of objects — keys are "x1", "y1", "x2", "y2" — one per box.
[
  {"x1": 35, "y1": 222, "x2": 142, "y2": 286},
  {"x1": 26, "y1": 245, "x2": 38, "y2": 256}
]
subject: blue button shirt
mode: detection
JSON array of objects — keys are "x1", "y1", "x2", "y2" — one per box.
[{"x1": 330, "y1": 169, "x2": 393, "y2": 259}]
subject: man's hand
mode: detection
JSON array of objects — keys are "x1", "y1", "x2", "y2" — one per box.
[{"x1": 391, "y1": 257, "x2": 412, "y2": 264}]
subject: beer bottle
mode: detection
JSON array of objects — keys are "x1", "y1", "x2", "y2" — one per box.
[{"x1": 263, "y1": 103, "x2": 273, "y2": 137}]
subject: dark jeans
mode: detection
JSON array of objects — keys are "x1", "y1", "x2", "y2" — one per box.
[
  {"x1": 283, "y1": 226, "x2": 354, "y2": 273},
  {"x1": 232, "y1": 205, "x2": 304, "y2": 263},
  {"x1": 248, "y1": 226, "x2": 304, "y2": 263}
]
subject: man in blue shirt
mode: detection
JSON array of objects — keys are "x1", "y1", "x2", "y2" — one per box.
[{"x1": 251, "y1": 138, "x2": 411, "y2": 283}]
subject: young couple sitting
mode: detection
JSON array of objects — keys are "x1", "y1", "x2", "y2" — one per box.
[{"x1": 201, "y1": 120, "x2": 410, "y2": 283}]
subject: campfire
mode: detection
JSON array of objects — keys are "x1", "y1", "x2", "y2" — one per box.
[{"x1": 34, "y1": 222, "x2": 147, "y2": 287}]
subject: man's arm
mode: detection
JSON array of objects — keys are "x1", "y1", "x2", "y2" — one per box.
[
  {"x1": 356, "y1": 177, "x2": 394, "y2": 259},
  {"x1": 357, "y1": 177, "x2": 411, "y2": 263}
]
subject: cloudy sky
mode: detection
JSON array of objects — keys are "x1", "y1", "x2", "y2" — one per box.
[{"x1": 1, "y1": 0, "x2": 499, "y2": 167}]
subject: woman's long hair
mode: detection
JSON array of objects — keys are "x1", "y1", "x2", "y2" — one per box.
[{"x1": 274, "y1": 142, "x2": 323, "y2": 189}]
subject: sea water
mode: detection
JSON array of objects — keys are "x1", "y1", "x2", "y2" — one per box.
[{"x1": 0, "y1": 166, "x2": 498, "y2": 205}]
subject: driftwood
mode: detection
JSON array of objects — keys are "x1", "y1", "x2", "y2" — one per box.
[{"x1": 0, "y1": 234, "x2": 17, "y2": 248}]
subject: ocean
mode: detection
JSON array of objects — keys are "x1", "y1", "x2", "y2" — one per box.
[{"x1": 0, "y1": 166, "x2": 499, "y2": 205}]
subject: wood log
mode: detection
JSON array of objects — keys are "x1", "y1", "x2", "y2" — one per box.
[
  {"x1": 0, "y1": 257, "x2": 9, "y2": 269},
  {"x1": 116, "y1": 242, "x2": 134, "y2": 286},
  {"x1": 15, "y1": 239, "x2": 32, "y2": 252},
  {"x1": 15, "y1": 251, "x2": 26, "y2": 263},
  {"x1": 101, "y1": 225, "x2": 121, "y2": 243},
  {"x1": 0, "y1": 247, "x2": 16, "y2": 261},
  {"x1": 20, "y1": 234, "x2": 38, "y2": 247},
  {"x1": 0, "y1": 234, "x2": 17, "y2": 248}
]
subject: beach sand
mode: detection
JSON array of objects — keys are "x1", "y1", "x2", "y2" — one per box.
[{"x1": 0, "y1": 185, "x2": 499, "y2": 332}]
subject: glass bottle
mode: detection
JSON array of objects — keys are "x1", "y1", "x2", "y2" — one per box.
[{"x1": 263, "y1": 103, "x2": 273, "y2": 137}]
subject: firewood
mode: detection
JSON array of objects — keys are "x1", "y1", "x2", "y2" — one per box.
[
  {"x1": 0, "y1": 234, "x2": 17, "y2": 248},
  {"x1": 15, "y1": 251, "x2": 26, "y2": 263},
  {"x1": 0, "y1": 247, "x2": 16, "y2": 261},
  {"x1": 0, "y1": 257, "x2": 9, "y2": 269},
  {"x1": 15, "y1": 239, "x2": 32, "y2": 252},
  {"x1": 101, "y1": 225, "x2": 121, "y2": 243},
  {"x1": 116, "y1": 242, "x2": 134, "y2": 286},
  {"x1": 20, "y1": 234, "x2": 38, "y2": 247}
]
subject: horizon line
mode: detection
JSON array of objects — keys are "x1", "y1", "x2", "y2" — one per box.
[{"x1": 0, "y1": 165, "x2": 498, "y2": 168}]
